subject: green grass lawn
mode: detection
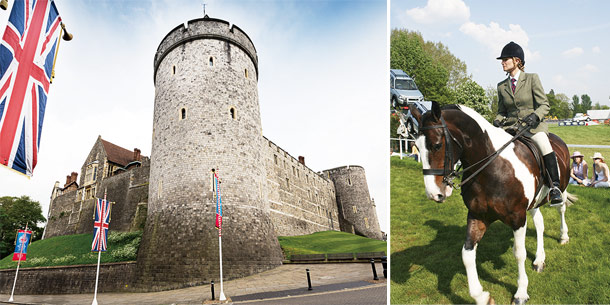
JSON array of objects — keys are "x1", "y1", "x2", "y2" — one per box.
[
  {"x1": 391, "y1": 157, "x2": 610, "y2": 304},
  {"x1": 549, "y1": 125, "x2": 610, "y2": 177},
  {"x1": 278, "y1": 230, "x2": 386, "y2": 259},
  {"x1": 0, "y1": 231, "x2": 142, "y2": 269}
]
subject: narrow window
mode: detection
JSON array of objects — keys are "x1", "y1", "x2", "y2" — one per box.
[
  {"x1": 353, "y1": 206, "x2": 357, "y2": 213},
  {"x1": 348, "y1": 178, "x2": 352, "y2": 186},
  {"x1": 181, "y1": 108, "x2": 186, "y2": 120},
  {"x1": 230, "y1": 107, "x2": 236, "y2": 120},
  {"x1": 274, "y1": 155, "x2": 278, "y2": 165},
  {"x1": 245, "y1": 68, "x2": 248, "y2": 78},
  {"x1": 172, "y1": 65, "x2": 176, "y2": 75},
  {"x1": 365, "y1": 217, "x2": 370, "y2": 229},
  {"x1": 209, "y1": 57, "x2": 214, "y2": 67},
  {"x1": 286, "y1": 178, "x2": 290, "y2": 190}
]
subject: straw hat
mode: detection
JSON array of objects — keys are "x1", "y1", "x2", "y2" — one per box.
[
  {"x1": 570, "y1": 151, "x2": 584, "y2": 159},
  {"x1": 592, "y1": 152, "x2": 605, "y2": 160}
]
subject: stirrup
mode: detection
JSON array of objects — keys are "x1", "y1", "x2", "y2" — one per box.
[{"x1": 548, "y1": 187, "x2": 563, "y2": 207}]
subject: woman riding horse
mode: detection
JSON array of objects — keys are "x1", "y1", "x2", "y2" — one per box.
[{"x1": 493, "y1": 41, "x2": 563, "y2": 206}]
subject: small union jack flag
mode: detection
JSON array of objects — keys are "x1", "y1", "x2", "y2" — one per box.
[
  {"x1": 91, "y1": 198, "x2": 111, "y2": 252},
  {"x1": 0, "y1": 0, "x2": 62, "y2": 176}
]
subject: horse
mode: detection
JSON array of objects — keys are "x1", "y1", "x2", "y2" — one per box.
[{"x1": 409, "y1": 101, "x2": 576, "y2": 305}]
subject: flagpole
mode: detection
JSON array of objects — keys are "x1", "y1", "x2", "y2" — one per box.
[
  {"x1": 219, "y1": 228, "x2": 225, "y2": 301},
  {"x1": 212, "y1": 169, "x2": 226, "y2": 301},
  {"x1": 92, "y1": 189, "x2": 106, "y2": 305},
  {"x1": 8, "y1": 223, "x2": 28, "y2": 302}
]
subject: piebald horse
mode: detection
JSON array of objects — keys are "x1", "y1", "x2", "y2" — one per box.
[{"x1": 411, "y1": 102, "x2": 576, "y2": 305}]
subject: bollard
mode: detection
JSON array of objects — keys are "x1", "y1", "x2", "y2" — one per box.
[
  {"x1": 371, "y1": 258, "x2": 379, "y2": 280},
  {"x1": 211, "y1": 280, "x2": 215, "y2": 300},
  {"x1": 382, "y1": 256, "x2": 387, "y2": 279},
  {"x1": 306, "y1": 268, "x2": 313, "y2": 291}
]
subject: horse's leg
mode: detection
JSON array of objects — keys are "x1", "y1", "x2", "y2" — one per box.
[
  {"x1": 462, "y1": 214, "x2": 494, "y2": 305},
  {"x1": 529, "y1": 208, "x2": 546, "y2": 272},
  {"x1": 556, "y1": 192, "x2": 569, "y2": 244},
  {"x1": 513, "y1": 221, "x2": 530, "y2": 304}
]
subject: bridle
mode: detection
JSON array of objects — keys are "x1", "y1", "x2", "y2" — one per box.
[
  {"x1": 419, "y1": 116, "x2": 463, "y2": 188},
  {"x1": 419, "y1": 114, "x2": 529, "y2": 189}
]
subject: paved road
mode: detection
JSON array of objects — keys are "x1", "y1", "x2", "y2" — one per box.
[{"x1": 234, "y1": 283, "x2": 386, "y2": 305}]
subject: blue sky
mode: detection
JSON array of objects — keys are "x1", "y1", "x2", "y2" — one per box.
[
  {"x1": 0, "y1": 0, "x2": 388, "y2": 232},
  {"x1": 391, "y1": 0, "x2": 610, "y2": 107}
]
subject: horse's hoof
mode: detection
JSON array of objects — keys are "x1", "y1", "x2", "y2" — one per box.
[
  {"x1": 511, "y1": 297, "x2": 529, "y2": 305},
  {"x1": 533, "y1": 262, "x2": 546, "y2": 273},
  {"x1": 560, "y1": 239, "x2": 569, "y2": 245},
  {"x1": 488, "y1": 296, "x2": 496, "y2": 305}
]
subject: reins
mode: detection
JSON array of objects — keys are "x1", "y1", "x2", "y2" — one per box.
[{"x1": 421, "y1": 117, "x2": 529, "y2": 189}]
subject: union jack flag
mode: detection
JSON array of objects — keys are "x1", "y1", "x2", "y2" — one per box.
[
  {"x1": 91, "y1": 198, "x2": 111, "y2": 252},
  {"x1": 0, "y1": 0, "x2": 62, "y2": 176}
]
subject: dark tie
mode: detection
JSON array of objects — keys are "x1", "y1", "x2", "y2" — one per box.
[{"x1": 511, "y1": 78, "x2": 516, "y2": 93}]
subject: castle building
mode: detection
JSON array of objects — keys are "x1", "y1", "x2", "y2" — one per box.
[{"x1": 44, "y1": 15, "x2": 381, "y2": 291}]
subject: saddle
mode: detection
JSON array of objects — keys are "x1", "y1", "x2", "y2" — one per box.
[{"x1": 507, "y1": 128, "x2": 551, "y2": 208}]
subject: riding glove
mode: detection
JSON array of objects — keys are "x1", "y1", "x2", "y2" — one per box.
[
  {"x1": 493, "y1": 120, "x2": 502, "y2": 127},
  {"x1": 524, "y1": 113, "x2": 540, "y2": 128}
]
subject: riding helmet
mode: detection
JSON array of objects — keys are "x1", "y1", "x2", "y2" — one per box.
[{"x1": 497, "y1": 41, "x2": 524, "y2": 65}]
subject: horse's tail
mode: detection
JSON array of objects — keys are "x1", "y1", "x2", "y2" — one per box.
[{"x1": 565, "y1": 191, "x2": 578, "y2": 207}]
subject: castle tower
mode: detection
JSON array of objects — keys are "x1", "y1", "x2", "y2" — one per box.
[
  {"x1": 324, "y1": 166, "x2": 383, "y2": 240},
  {"x1": 135, "y1": 16, "x2": 283, "y2": 290}
]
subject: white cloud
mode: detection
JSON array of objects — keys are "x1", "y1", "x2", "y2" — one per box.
[
  {"x1": 562, "y1": 47, "x2": 584, "y2": 58},
  {"x1": 592, "y1": 46, "x2": 601, "y2": 53},
  {"x1": 406, "y1": 0, "x2": 470, "y2": 25},
  {"x1": 459, "y1": 21, "x2": 539, "y2": 62},
  {"x1": 581, "y1": 64, "x2": 599, "y2": 72}
]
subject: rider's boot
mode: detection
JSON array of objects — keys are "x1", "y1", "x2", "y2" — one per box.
[{"x1": 544, "y1": 152, "x2": 563, "y2": 206}]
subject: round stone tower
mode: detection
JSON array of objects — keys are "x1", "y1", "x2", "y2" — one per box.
[
  {"x1": 324, "y1": 166, "x2": 382, "y2": 240},
  {"x1": 135, "y1": 16, "x2": 283, "y2": 290}
]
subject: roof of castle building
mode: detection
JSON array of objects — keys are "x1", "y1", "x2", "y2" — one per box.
[{"x1": 101, "y1": 139, "x2": 137, "y2": 167}]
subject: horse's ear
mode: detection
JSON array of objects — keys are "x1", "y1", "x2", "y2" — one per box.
[
  {"x1": 410, "y1": 103, "x2": 422, "y2": 124},
  {"x1": 431, "y1": 101, "x2": 441, "y2": 121}
]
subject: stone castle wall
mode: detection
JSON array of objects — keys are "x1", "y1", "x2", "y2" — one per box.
[
  {"x1": 44, "y1": 164, "x2": 149, "y2": 239},
  {"x1": 264, "y1": 138, "x2": 340, "y2": 236},
  {"x1": 324, "y1": 166, "x2": 382, "y2": 240}
]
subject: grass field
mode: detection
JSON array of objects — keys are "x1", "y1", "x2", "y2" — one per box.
[
  {"x1": 549, "y1": 124, "x2": 610, "y2": 180},
  {"x1": 278, "y1": 230, "x2": 386, "y2": 259},
  {"x1": 391, "y1": 157, "x2": 610, "y2": 304},
  {"x1": 0, "y1": 231, "x2": 142, "y2": 269}
]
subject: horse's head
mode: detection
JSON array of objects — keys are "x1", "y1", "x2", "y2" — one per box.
[{"x1": 411, "y1": 101, "x2": 458, "y2": 203}]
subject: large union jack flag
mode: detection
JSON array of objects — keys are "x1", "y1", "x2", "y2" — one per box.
[
  {"x1": 0, "y1": 0, "x2": 62, "y2": 176},
  {"x1": 92, "y1": 198, "x2": 111, "y2": 252}
]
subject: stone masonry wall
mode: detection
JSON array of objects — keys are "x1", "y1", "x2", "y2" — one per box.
[
  {"x1": 324, "y1": 166, "x2": 382, "y2": 240},
  {"x1": 264, "y1": 138, "x2": 340, "y2": 236},
  {"x1": 44, "y1": 164, "x2": 149, "y2": 239},
  {"x1": 0, "y1": 262, "x2": 136, "y2": 294}
]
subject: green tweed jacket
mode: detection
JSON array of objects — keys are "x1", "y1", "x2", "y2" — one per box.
[{"x1": 496, "y1": 72, "x2": 549, "y2": 134}]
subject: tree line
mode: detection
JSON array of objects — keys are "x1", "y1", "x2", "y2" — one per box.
[{"x1": 391, "y1": 29, "x2": 607, "y2": 121}]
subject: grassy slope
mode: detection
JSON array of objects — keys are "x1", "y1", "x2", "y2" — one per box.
[
  {"x1": 390, "y1": 157, "x2": 610, "y2": 304},
  {"x1": 278, "y1": 230, "x2": 386, "y2": 259},
  {"x1": 0, "y1": 231, "x2": 142, "y2": 269}
]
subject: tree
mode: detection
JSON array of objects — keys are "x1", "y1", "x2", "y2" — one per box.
[
  {"x1": 422, "y1": 41, "x2": 469, "y2": 93},
  {"x1": 571, "y1": 95, "x2": 581, "y2": 114},
  {"x1": 455, "y1": 78, "x2": 491, "y2": 119},
  {"x1": 390, "y1": 29, "x2": 453, "y2": 105},
  {"x1": 593, "y1": 102, "x2": 610, "y2": 110},
  {"x1": 546, "y1": 90, "x2": 571, "y2": 119},
  {"x1": 581, "y1": 94, "x2": 593, "y2": 112},
  {"x1": 485, "y1": 85, "x2": 499, "y2": 119},
  {"x1": 0, "y1": 196, "x2": 46, "y2": 259}
]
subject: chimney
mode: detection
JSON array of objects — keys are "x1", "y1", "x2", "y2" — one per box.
[
  {"x1": 65, "y1": 175, "x2": 71, "y2": 187},
  {"x1": 298, "y1": 156, "x2": 305, "y2": 165},
  {"x1": 134, "y1": 148, "x2": 141, "y2": 161},
  {"x1": 71, "y1": 172, "x2": 78, "y2": 183}
]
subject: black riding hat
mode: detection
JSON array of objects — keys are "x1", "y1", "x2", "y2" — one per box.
[{"x1": 497, "y1": 41, "x2": 524, "y2": 65}]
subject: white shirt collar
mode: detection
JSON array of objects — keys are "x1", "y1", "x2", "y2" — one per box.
[{"x1": 511, "y1": 70, "x2": 521, "y2": 82}]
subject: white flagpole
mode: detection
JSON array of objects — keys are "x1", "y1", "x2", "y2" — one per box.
[
  {"x1": 213, "y1": 170, "x2": 226, "y2": 301},
  {"x1": 92, "y1": 190, "x2": 107, "y2": 305},
  {"x1": 8, "y1": 223, "x2": 28, "y2": 302}
]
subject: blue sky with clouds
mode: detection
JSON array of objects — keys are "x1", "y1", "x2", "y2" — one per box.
[
  {"x1": 391, "y1": 0, "x2": 610, "y2": 107},
  {"x1": 0, "y1": 0, "x2": 388, "y2": 232}
]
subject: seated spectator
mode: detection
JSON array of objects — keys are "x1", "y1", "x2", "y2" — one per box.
[
  {"x1": 590, "y1": 152, "x2": 609, "y2": 188},
  {"x1": 569, "y1": 151, "x2": 589, "y2": 186}
]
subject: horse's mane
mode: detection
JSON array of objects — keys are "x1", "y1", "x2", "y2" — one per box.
[{"x1": 451, "y1": 104, "x2": 513, "y2": 145}]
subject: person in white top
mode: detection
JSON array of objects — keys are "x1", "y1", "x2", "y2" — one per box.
[{"x1": 590, "y1": 152, "x2": 609, "y2": 188}]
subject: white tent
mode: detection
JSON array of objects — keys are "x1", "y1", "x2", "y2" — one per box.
[{"x1": 587, "y1": 110, "x2": 610, "y2": 121}]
